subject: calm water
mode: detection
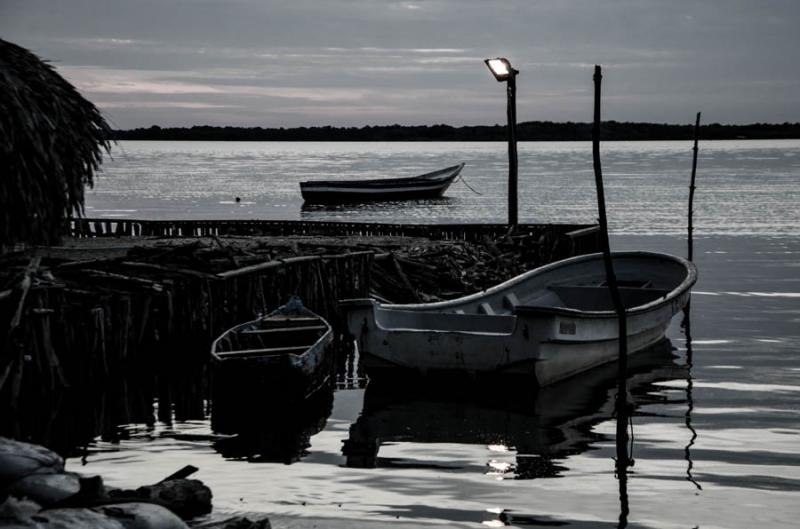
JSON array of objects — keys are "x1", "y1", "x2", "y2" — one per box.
[
  {"x1": 68, "y1": 141, "x2": 800, "y2": 528},
  {"x1": 89, "y1": 140, "x2": 800, "y2": 235}
]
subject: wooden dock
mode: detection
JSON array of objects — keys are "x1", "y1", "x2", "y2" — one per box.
[
  {"x1": 69, "y1": 218, "x2": 598, "y2": 246},
  {"x1": 0, "y1": 219, "x2": 600, "y2": 448}
]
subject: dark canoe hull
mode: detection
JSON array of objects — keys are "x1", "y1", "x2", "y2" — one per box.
[
  {"x1": 211, "y1": 380, "x2": 334, "y2": 463},
  {"x1": 300, "y1": 163, "x2": 464, "y2": 204},
  {"x1": 210, "y1": 308, "x2": 333, "y2": 402}
]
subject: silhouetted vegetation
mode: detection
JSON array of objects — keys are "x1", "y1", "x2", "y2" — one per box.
[
  {"x1": 1, "y1": 39, "x2": 111, "y2": 248},
  {"x1": 111, "y1": 121, "x2": 800, "y2": 142}
]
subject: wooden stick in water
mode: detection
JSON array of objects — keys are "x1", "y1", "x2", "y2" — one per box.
[
  {"x1": 591, "y1": 64, "x2": 631, "y2": 524},
  {"x1": 688, "y1": 112, "x2": 701, "y2": 262},
  {"x1": 159, "y1": 464, "x2": 199, "y2": 483}
]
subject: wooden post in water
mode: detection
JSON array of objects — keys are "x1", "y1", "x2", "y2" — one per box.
[
  {"x1": 507, "y1": 72, "x2": 519, "y2": 227},
  {"x1": 682, "y1": 113, "x2": 702, "y2": 491},
  {"x1": 688, "y1": 112, "x2": 701, "y2": 262},
  {"x1": 591, "y1": 65, "x2": 630, "y2": 524},
  {"x1": 683, "y1": 112, "x2": 701, "y2": 324}
]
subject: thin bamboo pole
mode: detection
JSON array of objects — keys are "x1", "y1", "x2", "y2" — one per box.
[
  {"x1": 591, "y1": 65, "x2": 630, "y2": 524},
  {"x1": 688, "y1": 112, "x2": 701, "y2": 262}
]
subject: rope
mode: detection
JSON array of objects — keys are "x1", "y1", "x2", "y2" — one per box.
[{"x1": 455, "y1": 173, "x2": 483, "y2": 195}]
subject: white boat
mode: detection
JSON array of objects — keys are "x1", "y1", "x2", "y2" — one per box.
[{"x1": 341, "y1": 251, "x2": 697, "y2": 386}]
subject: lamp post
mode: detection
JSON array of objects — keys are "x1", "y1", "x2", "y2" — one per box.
[{"x1": 485, "y1": 57, "x2": 519, "y2": 227}]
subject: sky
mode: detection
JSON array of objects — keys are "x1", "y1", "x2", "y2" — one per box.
[{"x1": 2, "y1": 0, "x2": 799, "y2": 129}]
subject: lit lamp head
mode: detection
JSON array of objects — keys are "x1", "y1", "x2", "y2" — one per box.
[{"x1": 485, "y1": 57, "x2": 517, "y2": 81}]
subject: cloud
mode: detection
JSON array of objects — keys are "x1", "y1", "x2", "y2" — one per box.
[
  {"x1": 59, "y1": 66, "x2": 372, "y2": 101},
  {"x1": 95, "y1": 101, "x2": 242, "y2": 109},
  {"x1": 3, "y1": 0, "x2": 799, "y2": 126}
]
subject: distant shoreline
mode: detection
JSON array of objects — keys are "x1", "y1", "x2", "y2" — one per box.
[{"x1": 110, "y1": 121, "x2": 800, "y2": 142}]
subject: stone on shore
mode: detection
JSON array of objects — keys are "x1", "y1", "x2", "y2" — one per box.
[{"x1": 0, "y1": 437, "x2": 63, "y2": 487}]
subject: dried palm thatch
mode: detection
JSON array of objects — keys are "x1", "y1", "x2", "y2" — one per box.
[{"x1": 0, "y1": 38, "x2": 111, "y2": 249}]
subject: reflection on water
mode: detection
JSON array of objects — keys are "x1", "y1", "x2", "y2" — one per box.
[
  {"x1": 212, "y1": 381, "x2": 334, "y2": 464},
  {"x1": 300, "y1": 197, "x2": 454, "y2": 216},
  {"x1": 682, "y1": 309, "x2": 702, "y2": 491},
  {"x1": 343, "y1": 341, "x2": 684, "y2": 481}
]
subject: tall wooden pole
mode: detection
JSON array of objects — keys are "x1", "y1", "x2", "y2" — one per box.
[
  {"x1": 591, "y1": 64, "x2": 630, "y2": 525},
  {"x1": 507, "y1": 73, "x2": 519, "y2": 227},
  {"x1": 591, "y1": 65, "x2": 627, "y2": 380},
  {"x1": 683, "y1": 112, "x2": 701, "y2": 324},
  {"x1": 688, "y1": 112, "x2": 701, "y2": 262},
  {"x1": 683, "y1": 113, "x2": 702, "y2": 493}
]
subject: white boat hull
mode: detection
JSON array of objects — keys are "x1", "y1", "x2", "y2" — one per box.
[{"x1": 342, "y1": 251, "x2": 696, "y2": 386}]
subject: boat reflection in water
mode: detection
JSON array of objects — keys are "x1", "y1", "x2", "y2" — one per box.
[
  {"x1": 211, "y1": 381, "x2": 334, "y2": 464},
  {"x1": 343, "y1": 339, "x2": 685, "y2": 479}
]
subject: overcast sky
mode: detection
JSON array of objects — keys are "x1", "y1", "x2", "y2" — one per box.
[{"x1": 2, "y1": 0, "x2": 799, "y2": 129}]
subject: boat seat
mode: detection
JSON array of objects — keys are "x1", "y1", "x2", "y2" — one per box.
[
  {"x1": 241, "y1": 325, "x2": 327, "y2": 334},
  {"x1": 216, "y1": 345, "x2": 310, "y2": 358},
  {"x1": 257, "y1": 317, "x2": 322, "y2": 329},
  {"x1": 548, "y1": 285, "x2": 671, "y2": 311},
  {"x1": 502, "y1": 293, "x2": 521, "y2": 309},
  {"x1": 478, "y1": 303, "x2": 495, "y2": 315},
  {"x1": 231, "y1": 327, "x2": 325, "y2": 350}
]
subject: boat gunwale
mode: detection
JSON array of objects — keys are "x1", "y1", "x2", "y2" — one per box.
[{"x1": 340, "y1": 251, "x2": 697, "y2": 322}]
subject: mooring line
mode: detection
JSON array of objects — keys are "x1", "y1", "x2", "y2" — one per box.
[{"x1": 456, "y1": 173, "x2": 483, "y2": 195}]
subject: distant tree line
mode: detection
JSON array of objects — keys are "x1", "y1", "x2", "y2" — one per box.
[{"x1": 111, "y1": 121, "x2": 800, "y2": 142}]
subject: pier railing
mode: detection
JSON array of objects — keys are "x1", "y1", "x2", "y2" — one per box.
[{"x1": 68, "y1": 218, "x2": 599, "y2": 245}]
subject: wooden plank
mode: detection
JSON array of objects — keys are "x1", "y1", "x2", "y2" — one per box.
[
  {"x1": 216, "y1": 255, "x2": 321, "y2": 279},
  {"x1": 119, "y1": 261, "x2": 219, "y2": 280},
  {"x1": 216, "y1": 251, "x2": 375, "y2": 279},
  {"x1": 564, "y1": 225, "x2": 601, "y2": 239},
  {"x1": 241, "y1": 325, "x2": 326, "y2": 334},
  {"x1": 258, "y1": 316, "x2": 321, "y2": 325},
  {"x1": 215, "y1": 345, "x2": 309, "y2": 358},
  {"x1": 66, "y1": 218, "x2": 599, "y2": 243}
]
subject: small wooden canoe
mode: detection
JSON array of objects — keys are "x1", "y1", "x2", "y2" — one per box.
[
  {"x1": 211, "y1": 298, "x2": 333, "y2": 401},
  {"x1": 342, "y1": 251, "x2": 697, "y2": 386},
  {"x1": 300, "y1": 163, "x2": 464, "y2": 204}
]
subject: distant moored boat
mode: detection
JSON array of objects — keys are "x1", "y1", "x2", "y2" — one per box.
[{"x1": 299, "y1": 163, "x2": 465, "y2": 204}]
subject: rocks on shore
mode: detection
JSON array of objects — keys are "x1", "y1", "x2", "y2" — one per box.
[{"x1": 0, "y1": 437, "x2": 270, "y2": 529}]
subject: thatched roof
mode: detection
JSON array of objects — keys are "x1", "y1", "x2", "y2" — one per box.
[{"x1": 0, "y1": 38, "x2": 111, "y2": 249}]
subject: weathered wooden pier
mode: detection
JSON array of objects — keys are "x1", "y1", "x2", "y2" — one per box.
[
  {"x1": 68, "y1": 217, "x2": 599, "y2": 246},
  {"x1": 1, "y1": 219, "x2": 599, "y2": 449}
]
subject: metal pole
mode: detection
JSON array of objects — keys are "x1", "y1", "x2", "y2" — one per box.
[{"x1": 507, "y1": 73, "x2": 518, "y2": 227}]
